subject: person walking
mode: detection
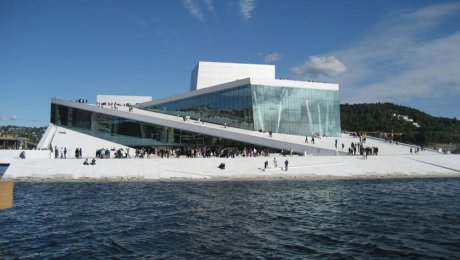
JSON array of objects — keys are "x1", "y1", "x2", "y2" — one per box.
[
  {"x1": 284, "y1": 159, "x2": 289, "y2": 171},
  {"x1": 273, "y1": 157, "x2": 277, "y2": 168}
]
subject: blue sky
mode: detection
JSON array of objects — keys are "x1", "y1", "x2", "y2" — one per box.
[{"x1": 1, "y1": 0, "x2": 460, "y2": 127}]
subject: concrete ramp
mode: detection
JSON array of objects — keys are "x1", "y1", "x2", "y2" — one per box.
[
  {"x1": 51, "y1": 98, "x2": 342, "y2": 156},
  {"x1": 37, "y1": 123, "x2": 57, "y2": 149}
]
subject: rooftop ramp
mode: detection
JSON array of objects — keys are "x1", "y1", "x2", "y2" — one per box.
[
  {"x1": 50, "y1": 98, "x2": 441, "y2": 156},
  {"x1": 37, "y1": 123, "x2": 57, "y2": 149},
  {"x1": 40, "y1": 124, "x2": 134, "y2": 159}
]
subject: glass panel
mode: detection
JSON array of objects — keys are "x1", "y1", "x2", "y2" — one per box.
[
  {"x1": 52, "y1": 103, "x2": 268, "y2": 149},
  {"x1": 142, "y1": 83, "x2": 341, "y2": 136}
]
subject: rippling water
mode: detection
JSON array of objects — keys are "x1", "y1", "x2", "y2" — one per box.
[{"x1": 1, "y1": 178, "x2": 459, "y2": 258}]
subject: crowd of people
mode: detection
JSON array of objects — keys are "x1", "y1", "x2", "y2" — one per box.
[
  {"x1": 131, "y1": 146, "x2": 271, "y2": 159},
  {"x1": 96, "y1": 102, "x2": 134, "y2": 112},
  {"x1": 73, "y1": 146, "x2": 275, "y2": 160},
  {"x1": 74, "y1": 98, "x2": 137, "y2": 112},
  {"x1": 96, "y1": 148, "x2": 115, "y2": 159},
  {"x1": 47, "y1": 129, "x2": 425, "y2": 165},
  {"x1": 52, "y1": 146, "x2": 68, "y2": 159},
  {"x1": 346, "y1": 140, "x2": 379, "y2": 159},
  {"x1": 50, "y1": 146, "x2": 85, "y2": 159}
]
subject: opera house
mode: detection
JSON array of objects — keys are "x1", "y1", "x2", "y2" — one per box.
[
  {"x1": 39, "y1": 61, "x2": 342, "y2": 156},
  {"x1": 3, "y1": 61, "x2": 457, "y2": 181}
]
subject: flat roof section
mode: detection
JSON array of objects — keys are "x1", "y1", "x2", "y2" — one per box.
[{"x1": 191, "y1": 61, "x2": 275, "y2": 91}]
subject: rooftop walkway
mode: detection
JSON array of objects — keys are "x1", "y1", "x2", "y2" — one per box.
[{"x1": 49, "y1": 98, "x2": 440, "y2": 156}]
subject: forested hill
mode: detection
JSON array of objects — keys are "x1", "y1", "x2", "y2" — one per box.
[{"x1": 340, "y1": 103, "x2": 460, "y2": 145}]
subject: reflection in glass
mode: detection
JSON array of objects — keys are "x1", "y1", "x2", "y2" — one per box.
[{"x1": 143, "y1": 84, "x2": 341, "y2": 137}]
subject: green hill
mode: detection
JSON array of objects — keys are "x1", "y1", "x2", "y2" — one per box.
[{"x1": 340, "y1": 103, "x2": 460, "y2": 146}]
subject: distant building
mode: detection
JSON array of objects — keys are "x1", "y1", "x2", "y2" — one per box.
[
  {"x1": 393, "y1": 113, "x2": 420, "y2": 128},
  {"x1": 0, "y1": 134, "x2": 30, "y2": 150}
]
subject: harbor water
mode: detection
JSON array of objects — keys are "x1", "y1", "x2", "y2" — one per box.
[{"x1": 1, "y1": 178, "x2": 459, "y2": 258}]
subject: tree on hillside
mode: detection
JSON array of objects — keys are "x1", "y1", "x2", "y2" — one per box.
[{"x1": 340, "y1": 103, "x2": 460, "y2": 146}]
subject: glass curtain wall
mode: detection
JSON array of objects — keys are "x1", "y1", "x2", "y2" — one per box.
[
  {"x1": 146, "y1": 85, "x2": 254, "y2": 130},
  {"x1": 251, "y1": 85, "x2": 341, "y2": 136},
  {"x1": 51, "y1": 104, "x2": 254, "y2": 148},
  {"x1": 144, "y1": 84, "x2": 341, "y2": 137}
]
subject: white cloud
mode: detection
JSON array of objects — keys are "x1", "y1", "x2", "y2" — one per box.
[
  {"x1": 239, "y1": 0, "x2": 256, "y2": 20},
  {"x1": 0, "y1": 114, "x2": 18, "y2": 121},
  {"x1": 407, "y1": 2, "x2": 460, "y2": 20},
  {"x1": 182, "y1": 0, "x2": 257, "y2": 22},
  {"x1": 352, "y1": 31, "x2": 460, "y2": 102},
  {"x1": 264, "y1": 53, "x2": 282, "y2": 64},
  {"x1": 183, "y1": 0, "x2": 204, "y2": 21},
  {"x1": 291, "y1": 56, "x2": 347, "y2": 78},
  {"x1": 203, "y1": 0, "x2": 216, "y2": 15},
  {"x1": 290, "y1": 2, "x2": 460, "y2": 110}
]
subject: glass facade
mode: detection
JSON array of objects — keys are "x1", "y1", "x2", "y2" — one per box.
[
  {"x1": 252, "y1": 85, "x2": 341, "y2": 136},
  {"x1": 145, "y1": 84, "x2": 341, "y2": 136},
  {"x1": 50, "y1": 103, "x2": 261, "y2": 149},
  {"x1": 146, "y1": 85, "x2": 254, "y2": 130}
]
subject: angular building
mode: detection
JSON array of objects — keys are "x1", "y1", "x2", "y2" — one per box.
[
  {"x1": 142, "y1": 61, "x2": 341, "y2": 136},
  {"x1": 43, "y1": 61, "x2": 341, "y2": 155}
]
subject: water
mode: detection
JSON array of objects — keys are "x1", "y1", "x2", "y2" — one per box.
[
  {"x1": 1, "y1": 178, "x2": 459, "y2": 259},
  {"x1": 0, "y1": 165, "x2": 8, "y2": 178}
]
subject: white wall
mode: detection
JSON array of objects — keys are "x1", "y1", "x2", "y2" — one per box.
[
  {"x1": 191, "y1": 61, "x2": 275, "y2": 90},
  {"x1": 48, "y1": 126, "x2": 135, "y2": 159},
  {"x1": 0, "y1": 150, "x2": 51, "y2": 162}
]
